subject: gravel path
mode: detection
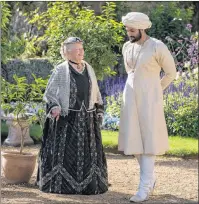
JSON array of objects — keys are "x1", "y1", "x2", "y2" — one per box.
[{"x1": 1, "y1": 145, "x2": 198, "y2": 204}]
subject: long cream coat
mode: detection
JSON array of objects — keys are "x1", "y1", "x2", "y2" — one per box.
[{"x1": 118, "y1": 37, "x2": 176, "y2": 155}]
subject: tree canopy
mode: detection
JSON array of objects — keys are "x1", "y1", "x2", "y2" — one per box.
[{"x1": 29, "y1": 2, "x2": 125, "y2": 79}]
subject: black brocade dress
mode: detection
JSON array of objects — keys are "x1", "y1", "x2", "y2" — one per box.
[{"x1": 37, "y1": 64, "x2": 108, "y2": 194}]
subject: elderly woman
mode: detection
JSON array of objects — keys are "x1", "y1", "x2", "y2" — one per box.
[{"x1": 37, "y1": 37, "x2": 108, "y2": 195}]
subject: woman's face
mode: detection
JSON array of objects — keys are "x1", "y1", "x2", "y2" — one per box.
[{"x1": 67, "y1": 42, "x2": 84, "y2": 62}]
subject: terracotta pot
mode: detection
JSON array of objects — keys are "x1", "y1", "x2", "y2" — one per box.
[{"x1": 1, "y1": 151, "x2": 37, "y2": 184}]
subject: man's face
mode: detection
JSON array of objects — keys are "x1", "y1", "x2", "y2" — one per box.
[{"x1": 125, "y1": 26, "x2": 142, "y2": 43}]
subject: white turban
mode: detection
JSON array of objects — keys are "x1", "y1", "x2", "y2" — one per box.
[{"x1": 122, "y1": 12, "x2": 152, "y2": 29}]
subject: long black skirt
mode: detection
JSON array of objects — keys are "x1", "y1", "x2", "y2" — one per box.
[{"x1": 37, "y1": 107, "x2": 108, "y2": 195}]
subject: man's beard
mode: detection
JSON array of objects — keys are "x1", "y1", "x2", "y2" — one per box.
[{"x1": 129, "y1": 30, "x2": 142, "y2": 43}]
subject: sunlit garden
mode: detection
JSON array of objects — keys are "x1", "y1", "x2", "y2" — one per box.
[{"x1": 1, "y1": 2, "x2": 198, "y2": 204}]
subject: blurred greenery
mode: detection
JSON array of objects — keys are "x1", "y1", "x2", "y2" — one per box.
[
  {"x1": 106, "y1": 93, "x2": 122, "y2": 118},
  {"x1": 3, "y1": 58, "x2": 53, "y2": 83},
  {"x1": 148, "y1": 2, "x2": 194, "y2": 42},
  {"x1": 1, "y1": 75, "x2": 47, "y2": 153},
  {"x1": 164, "y1": 73, "x2": 198, "y2": 138},
  {"x1": 115, "y1": 2, "x2": 194, "y2": 42},
  {"x1": 1, "y1": 2, "x2": 26, "y2": 64},
  {"x1": 28, "y1": 2, "x2": 125, "y2": 79}
]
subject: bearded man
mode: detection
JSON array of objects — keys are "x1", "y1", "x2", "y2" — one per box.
[{"x1": 118, "y1": 12, "x2": 176, "y2": 202}]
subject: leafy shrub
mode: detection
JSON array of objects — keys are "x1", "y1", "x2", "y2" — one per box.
[
  {"x1": 1, "y1": 2, "x2": 26, "y2": 64},
  {"x1": 164, "y1": 73, "x2": 198, "y2": 138},
  {"x1": 166, "y1": 27, "x2": 198, "y2": 72},
  {"x1": 98, "y1": 76, "x2": 125, "y2": 130},
  {"x1": 105, "y1": 93, "x2": 123, "y2": 118},
  {"x1": 28, "y1": 2, "x2": 125, "y2": 79},
  {"x1": 172, "y1": 96, "x2": 198, "y2": 137},
  {"x1": 102, "y1": 94, "x2": 122, "y2": 131},
  {"x1": 101, "y1": 72, "x2": 198, "y2": 137},
  {"x1": 1, "y1": 75, "x2": 47, "y2": 152},
  {"x1": 2, "y1": 58, "x2": 53, "y2": 83},
  {"x1": 102, "y1": 113, "x2": 120, "y2": 131},
  {"x1": 148, "y1": 2, "x2": 194, "y2": 42}
]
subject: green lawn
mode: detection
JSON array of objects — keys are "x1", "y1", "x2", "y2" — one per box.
[
  {"x1": 1, "y1": 122, "x2": 198, "y2": 158},
  {"x1": 101, "y1": 130, "x2": 118, "y2": 148},
  {"x1": 166, "y1": 136, "x2": 198, "y2": 157},
  {"x1": 102, "y1": 130, "x2": 198, "y2": 158}
]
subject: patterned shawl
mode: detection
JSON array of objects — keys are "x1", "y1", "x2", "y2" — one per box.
[{"x1": 43, "y1": 60, "x2": 103, "y2": 116}]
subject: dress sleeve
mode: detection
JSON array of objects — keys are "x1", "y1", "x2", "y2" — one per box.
[
  {"x1": 156, "y1": 41, "x2": 177, "y2": 90},
  {"x1": 95, "y1": 103, "x2": 104, "y2": 115},
  {"x1": 46, "y1": 102, "x2": 60, "y2": 114}
]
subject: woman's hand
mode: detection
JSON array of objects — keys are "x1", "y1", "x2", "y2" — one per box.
[
  {"x1": 51, "y1": 107, "x2": 61, "y2": 121},
  {"x1": 97, "y1": 113, "x2": 104, "y2": 126}
]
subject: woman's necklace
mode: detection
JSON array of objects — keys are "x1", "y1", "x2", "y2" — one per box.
[
  {"x1": 69, "y1": 60, "x2": 81, "y2": 69},
  {"x1": 69, "y1": 60, "x2": 85, "y2": 73}
]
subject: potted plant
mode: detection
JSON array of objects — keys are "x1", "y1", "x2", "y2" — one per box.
[{"x1": 1, "y1": 74, "x2": 47, "y2": 184}]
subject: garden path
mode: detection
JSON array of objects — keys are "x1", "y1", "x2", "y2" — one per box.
[{"x1": 1, "y1": 145, "x2": 198, "y2": 204}]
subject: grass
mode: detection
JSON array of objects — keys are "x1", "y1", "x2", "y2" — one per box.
[
  {"x1": 1, "y1": 121, "x2": 198, "y2": 158},
  {"x1": 101, "y1": 130, "x2": 118, "y2": 148},
  {"x1": 166, "y1": 135, "x2": 198, "y2": 157},
  {"x1": 102, "y1": 130, "x2": 198, "y2": 158}
]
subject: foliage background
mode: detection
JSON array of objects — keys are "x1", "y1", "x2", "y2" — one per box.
[
  {"x1": 1, "y1": 1, "x2": 198, "y2": 139},
  {"x1": 28, "y1": 2, "x2": 125, "y2": 79}
]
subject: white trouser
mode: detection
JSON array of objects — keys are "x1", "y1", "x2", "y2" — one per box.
[{"x1": 134, "y1": 154, "x2": 156, "y2": 196}]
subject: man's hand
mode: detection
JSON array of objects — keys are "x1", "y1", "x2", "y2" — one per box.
[{"x1": 51, "y1": 107, "x2": 61, "y2": 121}]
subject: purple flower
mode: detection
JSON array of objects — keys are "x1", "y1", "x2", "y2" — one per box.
[
  {"x1": 186, "y1": 24, "x2": 192, "y2": 30},
  {"x1": 98, "y1": 75, "x2": 127, "y2": 103}
]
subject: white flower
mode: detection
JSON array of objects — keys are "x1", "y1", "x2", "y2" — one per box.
[{"x1": 184, "y1": 61, "x2": 191, "y2": 68}]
